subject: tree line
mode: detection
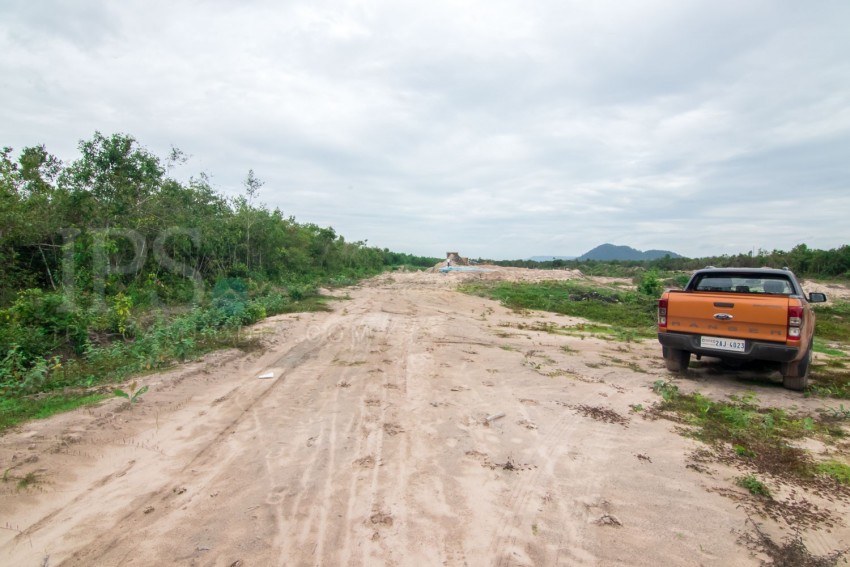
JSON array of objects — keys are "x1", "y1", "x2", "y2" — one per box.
[
  {"x1": 487, "y1": 245, "x2": 850, "y2": 280},
  {"x1": 1, "y1": 132, "x2": 439, "y2": 305},
  {"x1": 1, "y1": 132, "x2": 439, "y2": 397}
]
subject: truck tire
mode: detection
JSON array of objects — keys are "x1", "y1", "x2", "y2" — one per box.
[
  {"x1": 663, "y1": 348, "x2": 690, "y2": 373},
  {"x1": 781, "y1": 342, "x2": 812, "y2": 391}
]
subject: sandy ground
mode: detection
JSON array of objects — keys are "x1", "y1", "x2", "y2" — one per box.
[{"x1": 1, "y1": 268, "x2": 848, "y2": 566}]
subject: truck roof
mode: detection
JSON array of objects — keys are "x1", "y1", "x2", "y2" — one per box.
[
  {"x1": 693, "y1": 267, "x2": 796, "y2": 277},
  {"x1": 688, "y1": 267, "x2": 803, "y2": 295}
]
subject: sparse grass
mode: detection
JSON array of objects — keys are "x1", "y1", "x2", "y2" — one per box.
[
  {"x1": 333, "y1": 359, "x2": 367, "y2": 366},
  {"x1": 559, "y1": 344, "x2": 578, "y2": 355},
  {"x1": 458, "y1": 281, "x2": 656, "y2": 339},
  {"x1": 816, "y1": 461, "x2": 850, "y2": 485},
  {"x1": 822, "y1": 404, "x2": 850, "y2": 420},
  {"x1": 2, "y1": 467, "x2": 44, "y2": 491},
  {"x1": 808, "y1": 369, "x2": 850, "y2": 399},
  {"x1": 15, "y1": 471, "x2": 41, "y2": 491},
  {"x1": 602, "y1": 355, "x2": 646, "y2": 374},
  {"x1": 651, "y1": 387, "x2": 847, "y2": 482},
  {"x1": 739, "y1": 514, "x2": 850, "y2": 566},
  {"x1": 494, "y1": 330, "x2": 517, "y2": 338}
]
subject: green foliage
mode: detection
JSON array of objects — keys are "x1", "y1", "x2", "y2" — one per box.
[
  {"x1": 652, "y1": 379, "x2": 679, "y2": 401},
  {"x1": 636, "y1": 269, "x2": 663, "y2": 296},
  {"x1": 735, "y1": 445, "x2": 757, "y2": 458},
  {"x1": 737, "y1": 474, "x2": 771, "y2": 497},
  {"x1": 111, "y1": 292, "x2": 133, "y2": 337},
  {"x1": 113, "y1": 380, "x2": 148, "y2": 404},
  {"x1": 1, "y1": 132, "x2": 434, "y2": 429},
  {"x1": 816, "y1": 461, "x2": 850, "y2": 485}
]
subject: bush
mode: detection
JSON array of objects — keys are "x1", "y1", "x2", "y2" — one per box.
[{"x1": 637, "y1": 270, "x2": 663, "y2": 297}]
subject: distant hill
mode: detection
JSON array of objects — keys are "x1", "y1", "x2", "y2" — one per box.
[
  {"x1": 528, "y1": 255, "x2": 577, "y2": 262},
  {"x1": 577, "y1": 244, "x2": 683, "y2": 261}
]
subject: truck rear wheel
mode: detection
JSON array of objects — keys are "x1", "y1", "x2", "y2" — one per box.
[
  {"x1": 781, "y1": 342, "x2": 812, "y2": 391},
  {"x1": 663, "y1": 348, "x2": 690, "y2": 373}
]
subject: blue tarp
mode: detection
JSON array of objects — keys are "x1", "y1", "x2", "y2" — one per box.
[{"x1": 439, "y1": 266, "x2": 491, "y2": 273}]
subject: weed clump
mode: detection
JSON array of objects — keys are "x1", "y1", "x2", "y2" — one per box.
[{"x1": 737, "y1": 474, "x2": 771, "y2": 497}]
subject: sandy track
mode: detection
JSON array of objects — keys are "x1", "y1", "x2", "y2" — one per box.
[{"x1": 1, "y1": 269, "x2": 848, "y2": 566}]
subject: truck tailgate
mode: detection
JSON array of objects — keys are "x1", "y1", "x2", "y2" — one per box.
[{"x1": 667, "y1": 292, "x2": 788, "y2": 342}]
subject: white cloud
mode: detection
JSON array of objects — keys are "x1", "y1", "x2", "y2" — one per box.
[{"x1": 1, "y1": 0, "x2": 848, "y2": 259}]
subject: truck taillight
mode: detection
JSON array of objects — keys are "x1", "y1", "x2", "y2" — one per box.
[
  {"x1": 658, "y1": 298, "x2": 668, "y2": 328},
  {"x1": 787, "y1": 305, "x2": 803, "y2": 341}
]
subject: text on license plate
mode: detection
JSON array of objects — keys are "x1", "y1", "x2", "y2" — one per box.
[{"x1": 700, "y1": 336, "x2": 746, "y2": 353}]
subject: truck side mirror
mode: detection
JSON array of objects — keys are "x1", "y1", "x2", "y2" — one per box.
[{"x1": 809, "y1": 292, "x2": 827, "y2": 303}]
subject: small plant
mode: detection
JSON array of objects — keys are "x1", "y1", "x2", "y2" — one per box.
[
  {"x1": 737, "y1": 475, "x2": 771, "y2": 497},
  {"x1": 114, "y1": 381, "x2": 149, "y2": 405},
  {"x1": 824, "y1": 404, "x2": 850, "y2": 420},
  {"x1": 2, "y1": 467, "x2": 42, "y2": 491},
  {"x1": 16, "y1": 471, "x2": 41, "y2": 491},
  {"x1": 734, "y1": 445, "x2": 757, "y2": 458},
  {"x1": 629, "y1": 404, "x2": 644, "y2": 413},
  {"x1": 111, "y1": 292, "x2": 133, "y2": 337},
  {"x1": 652, "y1": 379, "x2": 679, "y2": 401}
]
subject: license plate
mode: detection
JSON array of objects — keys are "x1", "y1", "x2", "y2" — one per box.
[{"x1": 700, "y1": 336, "x2": 746, "y2": 352}]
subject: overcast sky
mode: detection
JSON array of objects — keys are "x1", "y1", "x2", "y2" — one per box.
[{"x1": 2, "y1": 0, "x2": 849, "y2": 259}]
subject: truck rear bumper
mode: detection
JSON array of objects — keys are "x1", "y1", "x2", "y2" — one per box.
[{"x1": 657, "y1": 332, "x2": 799, "y2": 362}]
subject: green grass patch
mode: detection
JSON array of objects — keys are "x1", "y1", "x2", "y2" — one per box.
[
  {"x1": 0, "y1": 392, "x2": 108, "y2": 431},
  {"x1": 816, "y1": 461, "x2": 850, "y2": 485},
  {"x1": 813, "y1": 338, "x2": 847, "y2": 357},
  {"x1": 461, "y1": 281, "x2": 657, "y2": 339},
  {"x1": 737, "y1": 474, "x2": 771, "y2": 497},
  {"x1": 813, "y1": 301, "x2": 850, "y2": 343}
]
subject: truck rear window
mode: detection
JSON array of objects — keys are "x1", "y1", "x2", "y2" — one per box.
[{"x1": 692, "y1": 275, "x2": 793, "y2": 295}]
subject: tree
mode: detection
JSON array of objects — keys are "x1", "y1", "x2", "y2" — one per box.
[
  {"x1": 59, "y1": 132, "x2": 164, "y2": 229},
  {"x1": 240, "y1": 169, "x2": 265, "y2": 271}
]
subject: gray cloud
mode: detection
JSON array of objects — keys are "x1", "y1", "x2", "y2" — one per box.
[{"x1": 2, "y1": 0, "x2": 848, "y2": 259}]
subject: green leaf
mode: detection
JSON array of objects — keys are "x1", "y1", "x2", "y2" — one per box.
[{"x1": 130, "y1": 385, "x2": 149, "y2": 403}]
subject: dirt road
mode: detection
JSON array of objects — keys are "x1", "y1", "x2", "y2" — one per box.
[{"x1": 1, "y1": 269, "x2": 848, "y2": 566}]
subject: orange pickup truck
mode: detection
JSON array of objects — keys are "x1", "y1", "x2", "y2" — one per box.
[{"x1": 657, "y1": 268, "x2": 827, "y2": 390}]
